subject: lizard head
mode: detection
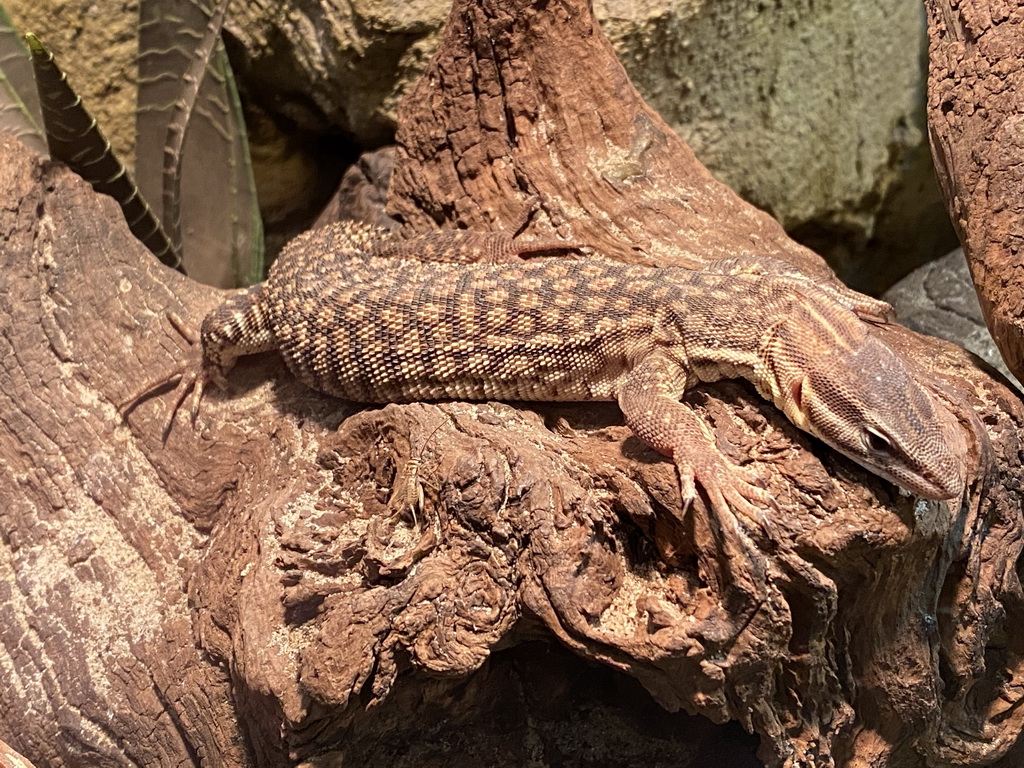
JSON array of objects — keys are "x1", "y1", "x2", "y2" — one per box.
[{"x1": 769, "y1": 328, "x2": 966, "y2": 501}]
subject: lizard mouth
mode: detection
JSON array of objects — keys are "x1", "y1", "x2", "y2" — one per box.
[
  {"x1": 815, "y1": 430, "x2": 964, "y2": 501},
  {"x1": 864, "y1": 456, "x2": 963, "y2": 501}
]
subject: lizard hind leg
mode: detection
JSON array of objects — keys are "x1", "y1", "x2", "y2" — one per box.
[
  {"x1": 122, "y1": 284, "x2": 275, "y2": 443},
  {"x1": 712, "y1": 256, "x2": 896, "y2": 324},
  {"x1": 119, "y1": 311, "x2": 209, "y2": 443},
  {"x1": 504, "y1": 196, "x2": 589, "y2": 256}
]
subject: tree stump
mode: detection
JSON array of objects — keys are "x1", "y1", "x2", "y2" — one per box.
[{"x1": 1, "y1": 0, "x2": 1022, "y2": 766}]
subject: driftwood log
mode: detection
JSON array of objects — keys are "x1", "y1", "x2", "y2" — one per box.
[
  {"x1": 1, "y1": 0, "x2": 1023, "y2": 766},
  {"x1": 926, "y1": 0, "x2": 1024, "y2": 385}
]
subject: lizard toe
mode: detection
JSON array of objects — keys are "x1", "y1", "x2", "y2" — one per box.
[
  {"x1": 161, "y1": 365, "x2": 202, "y2": 444},
  {"x1": 673, "y1": 462, "x2": 699, "y2": 514},
  {"x1": 686, "y1": 453, "x2": 774, "y2": 541}
]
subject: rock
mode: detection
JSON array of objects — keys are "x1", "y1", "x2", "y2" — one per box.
[
  {"x1": 925, "y1": 0, "x2": 1024, "y2": 387},
  {"x1": 884, "y1": 248, "x2": 1021, "y2": 392}
]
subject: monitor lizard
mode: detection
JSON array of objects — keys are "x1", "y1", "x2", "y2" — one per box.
[{"x1": 126, "y1": 219, "x2": 966, "y2": 545}]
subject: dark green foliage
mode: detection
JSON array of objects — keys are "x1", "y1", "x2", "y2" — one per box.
[
  {"x1": 3, "y1": 0, "x2": 263, "y2": 286},
  {"x1": 25, "y1": 33, "x2": 183, "y2": 272},
  {"x1": 137, "y1": 0, "x2": 263, "y2": 286}
]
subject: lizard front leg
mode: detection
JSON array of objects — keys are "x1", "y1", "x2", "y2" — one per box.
[{"x1": 618, "y1": 352, "x2": 774, "y2": 553}]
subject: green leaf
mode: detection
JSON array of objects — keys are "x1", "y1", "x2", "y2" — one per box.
[
  {"x1": 26, "y1": 32, "x2": 182, "y2": 272},
  {"x1": 137, "y1": 0, "x2": 263, "y2": 287},
  {"x1": 0, "y1": 5, "x2": 46, "y2": 155}
]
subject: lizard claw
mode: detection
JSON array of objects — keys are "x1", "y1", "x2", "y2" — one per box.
[
  {"x1": 119, "y1": 312, "x2": 210, "y2": 444},
  {"x1": 675, "y1": 453, "x2": 775, "y2": 542},
  {"x1": 160, "y1": 362, "x2": 207, "y2": 442}
]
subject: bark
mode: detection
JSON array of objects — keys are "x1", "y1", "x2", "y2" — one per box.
[
  {"x1": 1, "y1": 0, "x2": 1022, "y2": 766},
  {"x1": 0, "y1": 738, "x2": 38, "y2": 768},
  {"x1": 925, "y1": 0, "x2": 1024, "y2": 384}
]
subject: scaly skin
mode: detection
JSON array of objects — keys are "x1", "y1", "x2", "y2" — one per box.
[{"x1": 128, "y1": 221, "x2": 966, "y2": 558}]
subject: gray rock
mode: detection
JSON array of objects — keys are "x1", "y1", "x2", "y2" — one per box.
[{"x1": 883, "y1": 248, "x2": 1021, "y2": 392}]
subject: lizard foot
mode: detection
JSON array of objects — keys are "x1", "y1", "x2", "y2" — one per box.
[
  {"x1": 806, "y1": 275, "x2": 894, "y2": 324},
  {"x1": 675, "y1": 451, "x2": 777, "y2": 544},
  {"x1": 674, "y1": 450, "x2": 775, "y2": 603},
  {"x1": 838, "y1": 292, "x2": 895, "y2": 325},
  {"x1": 120, "y1": 312, "x2": 211, "y2": 444},
  {"x1": 717, "y1": 256, "x2": 895, "y2": 324}
]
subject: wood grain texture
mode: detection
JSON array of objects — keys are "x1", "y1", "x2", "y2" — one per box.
[
  {"x1": 389, "y1": 0, "x2": 834, "y2": 276},
  {"x1": 1, "y1": 0, "x2": 1023, "y2": 765},
  {"x1": 925, "y1": 0, "x2": 1024, "y2": 383}
]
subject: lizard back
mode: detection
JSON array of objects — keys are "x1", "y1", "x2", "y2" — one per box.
[{"x1": 265, "y1": 255, "x2": 677, "y2": 403}]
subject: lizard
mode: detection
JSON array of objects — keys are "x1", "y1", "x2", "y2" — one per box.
[{"x1": 125, "y1": 218, "x2": 966, "y2": 548}]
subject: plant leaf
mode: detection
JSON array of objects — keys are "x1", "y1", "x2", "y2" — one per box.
[
  {"x1": 137, "y1": 0, "x2": 263, "y2": 287},
  {"x1": 25, "y1": 32, "x2": 182, "y2": 272},
  {"x1": 0, "y1": 5, "x2": 46, "y2": 155}
]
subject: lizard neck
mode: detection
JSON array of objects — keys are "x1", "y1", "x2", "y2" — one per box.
[
  {"x1": 753, "y1": 292, "x2": 866, "y2": 430},
  {"x1": 663, "y1": 270, "x2": 795, "y2": 388},
  {"x1": 661, "y1": 269, "x2": 865, "y2": 435}
]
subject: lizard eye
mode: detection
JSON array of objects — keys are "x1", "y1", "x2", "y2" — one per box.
[{"x1": 864, "y1": 426, "x2": 892, "y2": 454}]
